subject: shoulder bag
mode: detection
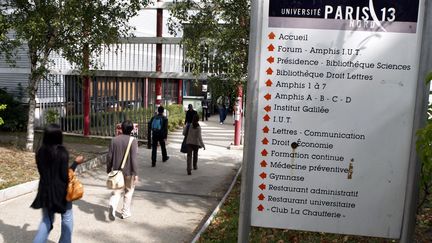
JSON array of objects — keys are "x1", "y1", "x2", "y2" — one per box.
[
  {"x1": 180, "y1": 125, "x2": 190, "y2": 153},
  {"x1": 66, "y1": 168, "x2": 84, "y2": 201},
  {"x1": 107, "y1": 136, "x2": 134, "y2": 189}
]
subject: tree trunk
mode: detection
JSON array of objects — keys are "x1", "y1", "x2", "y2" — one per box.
[
  {"x1": 26, "y1": 46, "x2": 39, "y2": 152},
  {"x1": 25, "y1": 76, "x2": 37, "y2": 151}
]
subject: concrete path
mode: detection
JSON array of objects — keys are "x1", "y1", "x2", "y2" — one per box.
[{"x1": 0, "y1": 115, "x2": 243, "y2": 243}]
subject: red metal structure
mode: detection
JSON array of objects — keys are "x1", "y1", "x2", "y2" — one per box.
[
  {"x1": 155, "y1": 0, "x2": 163, "y2": 107},
  {"x1": 234, "y1": 86, "x2": 243, "y2": 145},
  {"x1": 83, "y1": 44, "x2": 90, "y2": 136}
]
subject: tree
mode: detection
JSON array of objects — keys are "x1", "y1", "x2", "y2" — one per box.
[
  {"x1": 0, "y1": 0, "x2": 149, "y2": 151},
  {"x1": 168, "y1": 0, "x2": 250, "y2": 101}
]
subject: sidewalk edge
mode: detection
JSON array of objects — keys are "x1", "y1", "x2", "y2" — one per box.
[
  {"x1": 0, "y1": 153, "x2": 107, "y2": 204},
  {"x1": 190, "y1": 166, "x2": 242, "y2": 243}
]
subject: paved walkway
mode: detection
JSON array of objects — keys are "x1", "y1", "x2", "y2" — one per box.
[{"x1": 0, "y1": 115, "x2": 243, "y2": 243}]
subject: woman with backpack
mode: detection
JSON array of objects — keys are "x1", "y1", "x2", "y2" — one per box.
[{"x1": 183, "y1": 114, "x2": 205, "y2": 175}]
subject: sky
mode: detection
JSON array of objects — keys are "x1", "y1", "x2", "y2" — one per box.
[{"x1": 129, "y1": 9, "x2": 183, "y2": 37}]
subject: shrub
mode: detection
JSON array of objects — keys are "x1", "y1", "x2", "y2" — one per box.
[
  {"x1": 45, "y1": 109, "x2": 60, "y2": 124},
  {"x1": 0, "y1": 88, "x2": 28, "y2": 131},
  {"x1": 416, "y1": 77, "x2": 432, "y2": 209},
  {"x1": 166, "y1": 104, "x2": 185, "y2": 131},
  {"x1": 0, "y1": 104, "x2": 6, "y2": 126}
]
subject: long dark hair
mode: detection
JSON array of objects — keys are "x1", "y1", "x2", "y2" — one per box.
[
  {"x1": 42, "y1": 124, "x2": 63, "y2": 146},
  {"x1": 37, "y1": 124, "x2": 66, "y2": 165},
  {"x1": 192, "y1": 114, "x2": 200, "y2": 128}
]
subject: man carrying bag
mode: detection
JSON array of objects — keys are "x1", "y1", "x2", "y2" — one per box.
[{"x1": 106, "y1": 120, "x2": 138, "y2": 220}]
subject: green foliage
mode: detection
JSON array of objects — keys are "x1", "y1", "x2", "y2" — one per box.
[
  {"x1": 166, "y1": 104, "x2": 186, "y2": 131},
  {"x1": 0, "y1": 0, "x2": 150, "y2": 74},
  {"x1": 122, "y1": 107, "x2": 151, "y2": 122},
  {"x1": 0, "y1": 0, "x2": 150, "y2": 149},
  {"x1": 208, "y1": 76, "x2": 238, "y2": 106},
  {"x1": 200, "y1": 178, "x2": 241, "y2": 242},
  {"x1": 416, "y1": 76, "x2": 432, "y2": 208},
  {"x1": 44, "y1": 109, "x2": 60, "y2": 124},
  {"x1": 0, "y1": 89, "x2": 28, "y2": 131},
  {"x1": 57, "y1": 0, "x2": 150, "y2": 74},
  {"x1": 168, "y1": 0, "x2": 250, "y2": 100},
  {"x1": 0, "y1": 103, "x2": 6, "y2": 126},
  {"x1": 417, "y1": 119, "x2": 432, "y2": 193}
]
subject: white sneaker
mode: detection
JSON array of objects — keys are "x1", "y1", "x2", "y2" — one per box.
[
  {"x1": 121, "y1": 213, "x2": 131, "y2": 219},
  {"x1": 109, "y1": 206, "x2": 115, "y2": 221}
]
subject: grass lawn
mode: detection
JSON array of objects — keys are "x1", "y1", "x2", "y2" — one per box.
[
  {"x1": 199, "y1": 177, "x2": 432, "y2": 243},
  {"x1": 0, "y1": 131, "x2": 111, "y2": 190}
]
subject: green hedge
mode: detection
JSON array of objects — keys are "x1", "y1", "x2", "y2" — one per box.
[
  {"x1": 61, "y1": 105, "x2": 185, "y2": 136},
  {"x1": 166, "y1": 104, "x2": 185, "y2": 131}
]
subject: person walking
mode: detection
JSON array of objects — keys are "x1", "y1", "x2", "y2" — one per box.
[
  {"x1": 107, "y1": 120, "x2": 139, "y2": 220},
  {"x1": 183, "y1": 114, "x2": 205, "y2": 175},
  {"x1": 31, "y1": 124, "x2": 84, "y2": 243},
  {"x1": 201, "y1": 98, "x2": 209, "y2": 121},
  {"x1": 217, "y1": 96, "x2": 229, "y2": 124},
  {"x1": 149, "y1": 106, "x2": 169, "y2": 167},
  {"x1": 185, "y1": 104, "x2": 197, "y2": 125}
]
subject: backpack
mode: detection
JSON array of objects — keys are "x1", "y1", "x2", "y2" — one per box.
[{"x1": 151, "y1": 116, "x2": 163, "y2": 133}]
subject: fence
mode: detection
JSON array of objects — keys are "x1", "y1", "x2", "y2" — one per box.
[
  {"x1": 36, "y1": 75, "x2": 153, "y2": 139},
  {"x1": 48, "y1": 37, "x2": 224, "y2": 74},
  {"x1": 35, "y1": 37, "x2": 225, "y2": 138}
]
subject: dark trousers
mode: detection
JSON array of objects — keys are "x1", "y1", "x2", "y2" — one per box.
[
  {"x1": 219, "y1": 107, "x2": 226, "y2": 123},
  {"x1": 202, "y1": 108, "x2": 208, "y2": 121},
  {"x1": 186, "y1": 144, "x2": 199, "y2": 172},
  {"x1": 151, "y1": 135, "x2": 168, "y2": 164}
]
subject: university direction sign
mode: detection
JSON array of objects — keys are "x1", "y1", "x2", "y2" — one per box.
[{"x1": 248, "y1": 0, "x2": 426, "y2": 239}]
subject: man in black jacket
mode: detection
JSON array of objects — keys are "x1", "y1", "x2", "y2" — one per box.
[
  {"x1": 185, "y1": 104, "x2": 197, "y2": 125},
  {"x1": 148, "y1": 106, "x2": 169, "y2": 167}
]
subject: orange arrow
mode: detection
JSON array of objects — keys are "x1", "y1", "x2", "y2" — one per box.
[
  {"x1": 267, "y1": 44, "x2": 275, "y2": 51},
  {"x1": 261, "y1": 149, "x2": 268, "y2": 156},
  {"x1": 257, "y1": 204, "x2": 264, "y2": 211},
  {"x1": 259, "y1": 183, "x2": 266, "y2": 190},
  {"x1": 258, "y1": 193, "x2": 265, "y2": 201},
  {"x1": 264, "y1": 93, "x2": 271, "y2": 100},
  {"x1": 267, "y1": 56, "x2": 274, "y2": 64},
  {"x1": 266, "y1": 79, "x2": 273, "y2": 87},
  {"x1": 268, "y1": 32, "x2": 276, "y2": 39},
  {"x1": 260, "y1": 160, "x2": 268, "y2": 167},
  {"x1": 263, "y1": 114, "x2": 270, "y2": 122},
  {"x1": 262, "y1": 137, "x2": 269, "y2": 145},
  {"x1": 259, "y1": 172, "x2": 267, "y2": 179},
  {"x1": 262, "y1": 126, "x2": 269, "y2": 133},
  {"x1": 264, "y1": 105, "x2": 271, "y2": 112},
  {"x1": 266, "y1": 67, "x2": 273, "y2": 75}
]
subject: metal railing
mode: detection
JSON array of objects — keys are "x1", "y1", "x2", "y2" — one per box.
[
  {"x1": 36, "y1": 75, "x2": 152, "y2": 139},
  {"x1": 48, "y1": 37, "x2": 224, "y2": 75},
  {"x1": 36, "y1": 37, "x2": 224, "y2": 138}
]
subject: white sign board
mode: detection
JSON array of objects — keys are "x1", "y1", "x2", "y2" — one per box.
[{"x1": 250, "y1": 0, "x2": 424, "y2": 238}]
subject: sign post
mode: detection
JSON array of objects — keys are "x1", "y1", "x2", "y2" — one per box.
[{"x1": 240, "y1": 0, "x2": 431, "y2": 241}]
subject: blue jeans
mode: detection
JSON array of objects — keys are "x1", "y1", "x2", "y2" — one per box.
[
  {"x1": 219, "y1": 107, "x2": 226, "y2": 123},
  {"x1": 33, "y1": 202, "x2": 73, "y2": 243}
]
